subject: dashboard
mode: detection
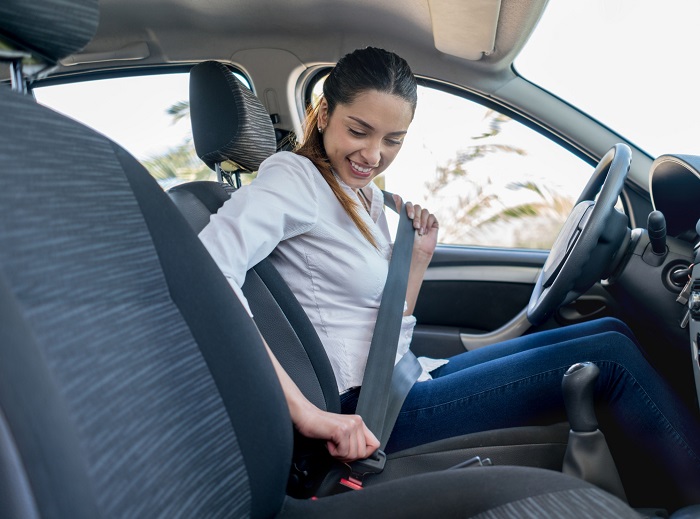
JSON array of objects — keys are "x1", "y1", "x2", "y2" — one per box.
[
  {"x1": 650, "y1": 154, "x2": 700, "y2": 240},
  {"x1": 649, "y1": 154, "x2": 700, "y2": 409}
]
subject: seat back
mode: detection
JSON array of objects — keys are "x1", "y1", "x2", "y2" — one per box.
[
  {"x1": 0, "y1": 3, "x2": 292, "y2": 517},
  {"x1": 170, "y1": 60, "x2": 341, "y2": 413}
]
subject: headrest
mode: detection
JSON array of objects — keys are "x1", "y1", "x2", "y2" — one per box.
[
  {"x1": 190, "y1": 61, "x2": 276, "y2": 172},
  {"x1": 0, "y1": 0, "x2": 99, "y2": 64}
]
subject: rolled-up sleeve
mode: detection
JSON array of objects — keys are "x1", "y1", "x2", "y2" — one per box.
[{"x1": 199, "y1": 152, "x2": 319, "y2": 315}]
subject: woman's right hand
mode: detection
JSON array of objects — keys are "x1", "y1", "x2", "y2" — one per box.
[
  {"x1": 262, "y1": 337, "x2": 379, "y2": 462},
  {"x1": 292, "y1": 401, "x2": 380, "y2": 462}
]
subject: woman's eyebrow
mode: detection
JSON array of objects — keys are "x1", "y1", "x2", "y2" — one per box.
[{"x1": 348, "y1": 116, "x2": 408, "y2": 136}]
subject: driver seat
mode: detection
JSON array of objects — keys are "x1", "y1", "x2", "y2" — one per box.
[
  {"x1": 169, "y1": 60, "x2": 573, "y2": 489},
  {"x1": 0, "y1": 0, "x2": 644, "y2": 517}
]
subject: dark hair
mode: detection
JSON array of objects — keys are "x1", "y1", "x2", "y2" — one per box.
[{"x1": 295, "y1": 47, "x2": 417, "y2": 247}]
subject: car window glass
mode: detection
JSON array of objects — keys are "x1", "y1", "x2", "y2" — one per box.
[
  {"x1": 34, "y1": 71, "x2": 249, "y2": 188},
  {"x1": 312, "y1": 78, "x2": 592, "y2": 249}
]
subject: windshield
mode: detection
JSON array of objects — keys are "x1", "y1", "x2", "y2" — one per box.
[{"x1": 516, "y1": 0, "x2": 700, "y2": 158}]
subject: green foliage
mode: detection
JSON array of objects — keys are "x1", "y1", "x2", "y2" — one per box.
[
  {"x1": 141, "y1": 99, "x2": 216, "y2": 187},
  {"x1": 143, "y1": 142, "x2": 214, "y2": 186}
]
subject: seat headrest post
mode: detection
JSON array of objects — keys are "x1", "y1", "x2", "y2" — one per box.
[
  {"x1": 216, "y1": 163, "x2": 242, "y2": 189},
  {"x1": 9, "y1": 58, "x2": 27, "y2": 94}
]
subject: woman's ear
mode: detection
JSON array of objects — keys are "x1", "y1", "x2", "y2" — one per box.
[{"x1": 317, "y1": 97, "x2": 329, "y2": 131}]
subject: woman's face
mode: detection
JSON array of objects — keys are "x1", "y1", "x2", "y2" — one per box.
[{"x1": 318, "y1": 89, "x2": 413, "y2": 191}]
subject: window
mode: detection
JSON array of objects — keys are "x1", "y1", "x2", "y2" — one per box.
[
  {"x1": 34, "y1": 70, "x2": 250, "y2": 188},
  {"x1": 311, "y1": 78, "x2": 592, "y2": 249}
]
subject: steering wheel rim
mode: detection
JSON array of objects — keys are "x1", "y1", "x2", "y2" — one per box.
[{"x1": 526, "y1": 143, "x2": 632, "y2": 326}]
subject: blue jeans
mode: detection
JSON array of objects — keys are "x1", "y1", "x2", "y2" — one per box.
[{"x1": 340, "y1": 318, "x2": 700, "y2": 508}]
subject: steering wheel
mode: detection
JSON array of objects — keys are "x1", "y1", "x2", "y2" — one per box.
[{"x1": 526, "y1": 143, "x2": 632, "y2": 326}]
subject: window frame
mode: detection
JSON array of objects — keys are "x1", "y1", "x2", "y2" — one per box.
[{"x1": 30, "y1": 63, "x2": 251, "y2": 91}]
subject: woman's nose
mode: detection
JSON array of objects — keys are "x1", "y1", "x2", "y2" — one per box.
[{"x1": 361, "y1": 140, "x2": 381, "y2": 167}]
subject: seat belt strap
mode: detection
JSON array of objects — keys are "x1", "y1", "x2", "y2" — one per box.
[
  {"x1": 354, "y1": 190, "x2": 420, "y2": 448},
  {"x1": 379, "y1": 192, "x2": 422, "y2": 449},
  {"x1": 380, "y1": 350, "x2": 422, "y2": 447},
  {"x1": 380, "y1": 190, "x2": 423, "y2": 447}
]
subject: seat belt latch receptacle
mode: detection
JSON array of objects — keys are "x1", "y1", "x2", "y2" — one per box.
[{"x1": 340, "y1": 449, "x2": 387, "y2": 490}]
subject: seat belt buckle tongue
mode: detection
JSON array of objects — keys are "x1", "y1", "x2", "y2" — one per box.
[
  {"x1": 340, "y1": 449, "x2": 387, "y2": 490},
  {"x1": 351, "y1": 449, "x2": 386, "y2": 475}
]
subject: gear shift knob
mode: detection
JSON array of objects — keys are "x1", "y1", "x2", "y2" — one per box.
[
  {"x1": 562, "y1": 362, "x2": 599, "y2": 432},
  {"x1": 561, "y1": 362, "x2": 627, "y2": 501}
]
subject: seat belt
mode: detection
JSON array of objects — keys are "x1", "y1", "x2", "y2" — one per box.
[{"x1": 345, "y1": 191, "x2": 423, "y2": 481}]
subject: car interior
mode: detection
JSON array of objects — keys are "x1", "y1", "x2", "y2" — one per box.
[{"x1": 2, "y1": 0, "x2": 700, "y2": 517}]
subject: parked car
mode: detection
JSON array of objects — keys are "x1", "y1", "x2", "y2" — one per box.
[{"x1": 2, "y1": 0, "x2": 699, "y2": 517}]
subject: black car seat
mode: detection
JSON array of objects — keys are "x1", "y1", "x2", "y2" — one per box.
[
  {"x1": 171, "y1": 59, "x2": 574, "y2": 487},
  {"x1": 0, "y1": 0, "x2": 641, "y2": 517}
]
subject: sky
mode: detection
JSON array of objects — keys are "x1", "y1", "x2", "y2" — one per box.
[
  {"x1": 516, "y1": 0, "x2": 700, "y2": 158},
  {"x1": 35, "y1": 74, "x2": 193, "y2": 160}
]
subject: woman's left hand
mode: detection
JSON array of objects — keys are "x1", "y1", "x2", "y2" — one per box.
[
  {"x1": 393, "y1": 195, "x2": 439, "y2": 315},
  {"x1": 404, "y1": 201, "x2": 439, "y2": 258}
]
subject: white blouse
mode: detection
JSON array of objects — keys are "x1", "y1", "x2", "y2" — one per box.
[{"x1": 199, "y1": 152, "x2": 445, "y2": 393}]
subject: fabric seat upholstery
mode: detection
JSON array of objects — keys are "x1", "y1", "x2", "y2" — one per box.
[{"x1": 0, "y1": 1, "x2": 642, "y2": 517}]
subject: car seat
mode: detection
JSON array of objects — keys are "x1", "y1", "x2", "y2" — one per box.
[{"x1": 0, "y1": 0, "x2": 641, "y2": 517}]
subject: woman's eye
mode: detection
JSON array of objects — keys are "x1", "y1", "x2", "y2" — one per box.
[
  {"x1": 348, "y1": 128, "x2": 366, "y2": 137},
  {"x1": 386, "y1": 139, "x2": 403, "y2": 146}
]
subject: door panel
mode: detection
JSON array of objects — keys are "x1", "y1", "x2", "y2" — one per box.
[{"x1": 411, "y1": 245, "x2": 618, "y2": 358}]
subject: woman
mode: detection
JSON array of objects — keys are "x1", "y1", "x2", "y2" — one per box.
[{"x1": 199, "y1": 47, "x2": 700, "y2": 507}]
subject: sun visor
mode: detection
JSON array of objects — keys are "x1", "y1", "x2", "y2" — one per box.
[
  {"x1": 428, "y1": 0, "x2": 501, "y2": 60},
  {"x1": 650, "y1": 154, "x2": 700, "y2": 237}
]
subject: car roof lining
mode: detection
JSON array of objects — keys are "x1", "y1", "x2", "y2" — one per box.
[{"x1": 44, "y1": 0, "x2": 547, "y2": 79}]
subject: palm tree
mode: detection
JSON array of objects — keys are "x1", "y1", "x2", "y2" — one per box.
[
  {"x1": 143, "y1": 142, "x2": 213, "y2": 189},
  {"x1": 166, "y1": 100, "x2": 190, "y2": 124},
  {"x1": 425, "y1": 110, "x2": 572, "y2": 249},
  {"x1": 141, "y1": 100, "x2": 215, "y2": 187}
]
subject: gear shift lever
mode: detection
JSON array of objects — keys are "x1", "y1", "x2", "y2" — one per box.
[{"x1": 562, "y1": 362, "x2": 627, "y2": 501}]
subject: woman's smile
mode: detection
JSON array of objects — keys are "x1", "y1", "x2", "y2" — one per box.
[{"x1": 349, "y1": 159, "x2": 375, "y2": 177}]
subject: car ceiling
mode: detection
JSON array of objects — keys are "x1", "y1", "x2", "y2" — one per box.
[{"x1": 55, "y1": 0, "x2": 546, "y2": 83}]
